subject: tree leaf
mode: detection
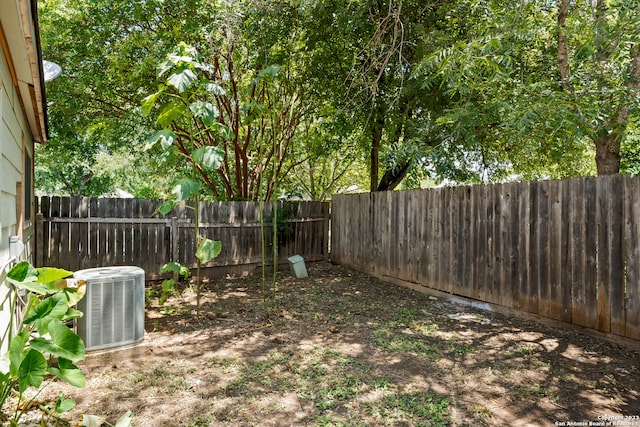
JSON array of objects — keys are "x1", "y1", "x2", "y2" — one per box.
[
  {"x1": 202, "y1": 81, "x2": 226, "y2": 95},
  {"x1": 258, "y1": 64, "x2": 282, "y2": 81},
  {"x1": 18, "y1": 349, "x2": 47, "y2": 392},
  {"x1": 157, "y1": 58, "x2": 175, "y2": 77},
  {"x1": 48, "y1": 358, "x2": 86, "y2": 388},
  {"x1": 158, "y1": 101, "x2": 188, "y2": 128},
  {"x1": 167, "y1": 68, "x2": 198, "y2": 93},
  {"x1": 196, "y1": 238, "x2": 222, "y2": 264},
  {"x1": 141, "y1": 90, "x2": 163, "y2": 116},
  {"x1": 29, "y1": 319, "x2": 85, "y2": 362},
  {"x1": 145, "y1": 129, "x2": 176, "y2": 151},
  {"x1": 160, "y1": 261, "x2": 181, "y2": 274},
  {"x1": 189, "y1": 101, "x2": 219, "y2": 126},
  {"x1": 171, "y1": 178, "x2": 200, "y2": 202},
  {"x1": 156, "y1": 200, "x2": 176, "y2": 216},
  {"x1": 211, "y1": 122, "x2": 235, "y2": 140},
  {"x1": 192, "y1": 146, "x2": 224, "y2": 170},
  {"x1": 194, "y1": 61, "x2": 215, "y2": 74}
]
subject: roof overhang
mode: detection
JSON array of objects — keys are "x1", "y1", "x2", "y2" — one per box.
[{"x1": 0, "y1": 0, "x2": 48, "y2": 144}]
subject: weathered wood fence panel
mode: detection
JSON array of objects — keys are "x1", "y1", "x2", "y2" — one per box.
[
  {"x1": 36, "y1": 197, "x2": 329, "y2": 279},
  {"x1": 331, "y1": 174, "x2": 640, "y2": 343}
]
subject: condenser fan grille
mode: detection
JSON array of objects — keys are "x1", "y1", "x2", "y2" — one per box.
[{"x1": 75, "y1": 266, "x2": 145, "y2": 351}]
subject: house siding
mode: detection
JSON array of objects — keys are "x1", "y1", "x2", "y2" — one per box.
[{"x1": 0, "y1": 7, "x2": 40, "y2": 348}]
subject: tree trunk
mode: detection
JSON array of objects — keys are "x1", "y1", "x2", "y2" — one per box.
[
  {"x1": 376, "y1": 161, "x2": 411, "y2": 191},
  {"x1": 369, "y1": 102, "x2": 385, "y2": 192},
  {"x1": 594, "y1": 134, "x2": 622, "y2": 175}
]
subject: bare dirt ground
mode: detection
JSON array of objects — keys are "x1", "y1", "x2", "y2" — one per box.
[{"x1": 37, "y1": 262, "x2": 640, "y2": 426}]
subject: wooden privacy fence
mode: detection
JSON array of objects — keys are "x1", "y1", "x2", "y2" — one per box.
[
  {"x1": 36, "y1": 197, "x2": 329, "y2": 279},
  {"x1": 331, "y1": 174, "x2": 640, "y2": 343}
]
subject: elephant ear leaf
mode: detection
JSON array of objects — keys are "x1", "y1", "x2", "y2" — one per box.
[
  {"x1": 48, "y1": 358, "x2": 86, "y2": 388},
  {"x1": 6, "y1": 261, "x2": 48, "y2": 294},
  {"x1": 29, "y1": 319, "x2": 85, "y2": 362},
  {"x1": 22, "y1": 293, "x2": 69, "y2": 335},
  {"x1": 18, "y1": 349, "x2": 47, "y2": 392},
  {"x1": 36, "y1": 267, "x2": 73, "y2": 284}
]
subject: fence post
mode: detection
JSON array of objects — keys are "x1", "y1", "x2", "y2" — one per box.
[
  {"x1": 323, "y1": 203, "x2": 330, "y2": 261},
  {"x1": 35, "y1": 213, "x2": 43, "y2": 267},
  {"x1": 170, "y1": 217, "x2": 179, "y2": 282},
  {"x1": 171, "y1": 217, "x2": 179, "y2": 262}
]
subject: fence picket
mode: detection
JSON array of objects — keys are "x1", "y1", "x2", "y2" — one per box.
[
  {"x1": 609, "y1": 175, "x2": 625, "y2": 335},
  {"x1": 596, "y1": 177, "x2": 612, "y2": 332},
  {"x1": 625, "y1": 176, "x2": 640, "y2": 340},
  {"x1": 548, "y1": 180, "x2": 563, "y2": 321},
  {"x1": 584, "y1": 177, "x2": 599, "y2": 329}
]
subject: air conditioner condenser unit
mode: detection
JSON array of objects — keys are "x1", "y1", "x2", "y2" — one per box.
[{"x1": 74, "y1": 266, "x2": 145, "y2": 351}]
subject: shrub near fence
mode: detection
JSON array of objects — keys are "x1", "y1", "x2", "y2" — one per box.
[
  {"x1": 331, "y1": 174, "x2": 640, "y2": 344},
  {"x1": 36, "y1": 197, "x2": 329, "y2": 279}
]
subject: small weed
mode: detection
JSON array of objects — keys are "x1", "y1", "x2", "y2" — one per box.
[
  {"x1": 371, "y1": 378, "x2": 391, "y2": 390},
  {"x1": 475, "y1": 404, "x2": 493, "y2": 418},
  {"x1": 225, "y1": 377, "x2": 250, "y2": 396},
  {"x1": 205, "y1": 357, "x2": 241, "y2": 372},
  {"x1": 268, "y1": 349, "x2": 293, "y2": 363},
  {"x1": 312, "y1": 415, "x2": 350, "y2": 427},
  {"x1": 188, "y1": 414, "x2": 217, "y2": 426},
  {"x1": 414, "y1": 323, "x2": 439, "y2": 335},
  {"x1": 393, "y1": 307, "x2": 421, "y2": 324},
  {"x1": 316, "y1": 379, "x2": 360, "y2": 409},
  {"x1": 159, "y1": 307, "x2": 176, "y2": 315},
  {"x1": 516, "y1": 346, "x2": 535, "y2": 357},
  {"x1": 528, "y1": 385, "x2": 552, "y2": 397},
  {"x1": 516, "y1": 383, "x2": 554, "y2": 399},
  {"x1": 368, "y1": 391, "x2": 451, "y2": 426},
  {"x1": 373, "y1": 326, "x2": 440, "y2": 360},
  {"x1": 129, "y1": 366, "x2": 188, "y2": 393},
  {"x1": 447, "y1": 343, "x2": 477, "y2": 356}
]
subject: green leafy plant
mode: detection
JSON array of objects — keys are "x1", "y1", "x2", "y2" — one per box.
[
  {"x1": 143, "y1": 43, "x2": 224, "y2": 314},
  {"x1": 156, "y1": 179, "x2": 222, "y2": 313},
  {"x1": 142, "y1": 42, "x2": 227, "y2": 199},
  {"x1": 0, "y1": 261, "x2": 86, "y2": 425},
  {"x1": 158, "y1": 261, "x2": 190, "y2": 305}
]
